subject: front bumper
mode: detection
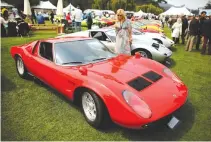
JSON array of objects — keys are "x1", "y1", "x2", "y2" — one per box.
[
  {"x1": 153, "y1": 50, "x2": 173, "y2": 62},
  {"x1": 141, "y1": 100, "x2": 188, "y2": 129},
  {"x1": 114, "y1": 98, "x2": 188, "y2": 130}
]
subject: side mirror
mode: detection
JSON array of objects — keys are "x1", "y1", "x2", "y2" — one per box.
[{"x1": 106, "y1": 38, "x2": 111, "y2": 42}]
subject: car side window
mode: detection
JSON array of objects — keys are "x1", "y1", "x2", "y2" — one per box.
[
  {"x1": 39, "y1": 42, "x2": 54, "y2": 62},
  {"x1": 91, "y1": 31, "x2": 107, "y2": 41}
]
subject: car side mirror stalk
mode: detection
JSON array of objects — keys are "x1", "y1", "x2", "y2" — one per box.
[{"x1": 106, "y1": 38, "x2": 111, "y2": 42}]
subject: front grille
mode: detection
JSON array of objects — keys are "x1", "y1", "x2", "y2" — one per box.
[
  {"x1": 143, "y1": 71, "x2": 162, "y2": 82},
  {"x1": 128, "y1": 77, "x2": 152, "y2": 91}
]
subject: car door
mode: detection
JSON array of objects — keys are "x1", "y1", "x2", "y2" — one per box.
[
  {"x1": 29, "y1": 42, "x2": 56, "y2": 85},
  {"x1": 30, "y1": 41, "x2": 76, "y2": 97},
  {"x1": 90, "y1": 31, "x2": 115, "y2": 52}
]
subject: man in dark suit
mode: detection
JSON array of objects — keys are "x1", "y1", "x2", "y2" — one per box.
[
  {"x1": 195, "y1": 11, "x2": 207, "y2": 50},
  {"x1": 181, "y1": 15, "x2": 188, "y2": 44},
  {"x1": 201, "y1": 18, "x2": 211, "y2": 55}
]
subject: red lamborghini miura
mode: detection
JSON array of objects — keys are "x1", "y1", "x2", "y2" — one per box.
[{"x1": 11, "y1": 37, "x2": 188, "y2": 129}]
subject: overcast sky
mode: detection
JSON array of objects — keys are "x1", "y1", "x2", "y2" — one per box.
[{"x1": 166, "y1": 0, "x2": 209, "y2": 9}]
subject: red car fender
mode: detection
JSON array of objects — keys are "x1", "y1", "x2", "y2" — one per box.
[
  {"x1": 73, "y1": 71, "x2": 146, "y2": 125},
  {"x1": 11, "y1": 46, "x2": 23, "y2": 59}
]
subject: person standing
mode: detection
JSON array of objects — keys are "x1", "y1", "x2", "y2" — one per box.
[
  {"x1": 50, "y1": 11, "x2": 54, "y2": 24},
  {"x1": 196, "y1": 11, "x2": 207, "y2": 50},
  {"x1": 0, "y1": 14, "x2": 8, "y2": 37},
  {"x1": 74, "y1": 6, "x2": 83, "y2": 31},
  {"x1": 186, "y1": 16, "x2": 199, "y2": 52},
  {"x1": 115, "y1": 9, "x2": 132, "y2": 55},
  {"x1": 31, "y1": 9, "x2": 37, "y2": 24},
  {"x1": 66, "y1": 12, "x2": 71, "y2": 25},
  {"x1": 87, "y1": 12, "x2": 93, "y2": 30},
  {"x1": 181, "y1": 15, "x2": 188, "y2": 44},
  {"x1": 36, "y1": 12, "x2": 45, "y2": 24},
  {"x1": 171, "y1": 18, "x2": 182, "y2": 44},
  {"x1": 201, "y1": 18, "x2": 211, "y2": 55}
]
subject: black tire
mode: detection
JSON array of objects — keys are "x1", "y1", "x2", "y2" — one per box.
[
  {"x1": 81, "y1": 90, "x2": 110, "y2": 129},
  {"x1": 15, "y1": 56, "x2": 28, "y2": 79}
]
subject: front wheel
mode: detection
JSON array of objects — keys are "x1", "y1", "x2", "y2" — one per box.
[
  {"x1": 81, "y1": 90, "x2": 110, "y2": 129},
  {"x1": 15, "y1": 56, "x2": 28, "y2": 79}
]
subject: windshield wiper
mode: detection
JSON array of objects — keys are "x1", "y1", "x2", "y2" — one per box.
[
  {"x1": 62, "y1": 61, "x2": 83, "y2": 65},
  {"x1": 92, "y1": 58, "x2": 107, "y2": 61}
]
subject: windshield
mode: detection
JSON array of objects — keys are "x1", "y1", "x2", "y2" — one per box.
[
  {"x1": 54, "y1": 39, "x2": 117, "y2": 65},
  {"x1": 105, "y1": 30, "x2": 116, "y2": 42},
  {"x1": 132, "y1": 29, "x2": 144, "y2": 35}
]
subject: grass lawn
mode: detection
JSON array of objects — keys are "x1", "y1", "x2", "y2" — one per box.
[{"x1": 1, "y1": 28, "x2": 211, "y2": 141}]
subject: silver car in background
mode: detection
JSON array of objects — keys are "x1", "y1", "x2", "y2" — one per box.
[{"x1": 58, "y1": 28, "x2": 172, "y2": 62}]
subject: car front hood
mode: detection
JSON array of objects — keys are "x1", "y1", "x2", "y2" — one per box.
[
  {"x1": 80, "y1": 55, "x2": 188, "y2": 120},
  {"x1": 86, "y1": 55, "x2": 152, "y2": 84},
  {"x1": 138, "y1": 76, "x2": 188, "y2": 121}
]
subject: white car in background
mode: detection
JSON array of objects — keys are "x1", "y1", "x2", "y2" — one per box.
[
  {"x1": 132, "y1": 28, "x2": 175, "y2": 48},
  {"x1": 58, "y1": 28, "x2": 172, "y2": 62}
]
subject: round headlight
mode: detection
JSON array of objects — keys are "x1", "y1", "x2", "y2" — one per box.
[{"x1": 122, "y1": 90, "x2": 152, "y2": 119}]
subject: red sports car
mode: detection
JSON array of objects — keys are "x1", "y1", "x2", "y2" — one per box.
[{"x1": 11, "y1": 37, "x2": 188, "y2": 129}]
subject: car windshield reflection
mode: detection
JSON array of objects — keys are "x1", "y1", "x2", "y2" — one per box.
[
  {"x1": 54, "y1": 39, "x2": 117, "y2": 65},
  {"x1": 105, "y1": 30, "x2": 116, "y2": 42}
]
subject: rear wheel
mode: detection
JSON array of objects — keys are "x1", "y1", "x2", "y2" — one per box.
[
  {"x1": 15, "y1": 56, "x2": 28, "y2": 79},
  {"x1": 81, "y1": 90, "x2": 110, "y2": 129},
  {"x1": 137, "y1": 49, "x2": 152, "y2": 59}
]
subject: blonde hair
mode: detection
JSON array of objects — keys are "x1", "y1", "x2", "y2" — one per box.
[{"x1": 116, "y1": 9, "x2": 126, "y2": 22}]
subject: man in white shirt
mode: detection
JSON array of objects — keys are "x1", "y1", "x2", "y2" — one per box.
[{"x1": 74, "y1": 6, "x2": 83, "y2": 31}]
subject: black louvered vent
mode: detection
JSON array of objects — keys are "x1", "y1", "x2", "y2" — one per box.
[
  {"x1": 128, "y1": 77, "x2": 152, "y2": 91},
  {"x1": 143, "y1": 71, "x2": 162, "y2": 82}
]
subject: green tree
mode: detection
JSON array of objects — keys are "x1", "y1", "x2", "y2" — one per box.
[
  {"x1": 205, "y1": 0, "x2": 211, "y2": 9},
  {"x1": 126, "y1": 0, "x2": 136, "y2": 11},
  {"x1": 3, "y1": 0, "x2": 39, "y2": 9},
  {"x1": 92, "y1": 0, "x2": 102, "y2": 9},
  {"x1": 111, "y1": 0, "x2": 127, "y2": 11},
  {"x1": 136, "y1": 4, "x2": 164, "y2": 15}
]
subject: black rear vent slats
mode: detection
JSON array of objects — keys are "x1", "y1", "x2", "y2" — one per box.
[
  {"x1": 143, "y1": 71, "x2": 162, "y2": 82},
  {"x1": 128, "y1": 77, "x2": 152, "y2": 91}
]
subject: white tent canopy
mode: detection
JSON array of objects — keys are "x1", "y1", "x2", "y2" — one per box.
[
  {"x1": 24, "y1": 0, "x2": 32, "y2": 15},
  {"x1": 160, "y1": 6, "x2": 193, "y2": 16},
  {"x1": 134, "y1": 9, "x2": 146, "y2": 17},
  {"x1": 63, "y1": 3, "x2": 76, "y2": 13},
  {"x1": 1, "y1": 1, "x2": 14, "y2": 7},
  {"x1": 32, "y1": 1, "x2": 56, "y2": 9},
  {"x1": 56, "y1": 0, "x2": 63, "y2": 15}
]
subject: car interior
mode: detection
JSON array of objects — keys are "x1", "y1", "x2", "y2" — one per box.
[
  {"x1": 39, "y1": 42, "x2": 54, "y2": 62},
  {"x1": 91, "y1": 31, "x2": 109, "y2": 41}
]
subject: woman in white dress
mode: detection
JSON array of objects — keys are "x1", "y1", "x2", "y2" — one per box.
[
  {"x1": 172, "y1": 18, "x2": 182, "y2": 44},
  {"x1": 114, "y1": 9, "x2": 132, "y2": 55}
]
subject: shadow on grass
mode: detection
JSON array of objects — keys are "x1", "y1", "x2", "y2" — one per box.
[
  {"x1": 164, "y1": 58, "x2": 176, "y2": 68},
  {"x1": 170, "y1": 46, "x2": 178, "y2": 52},
  {"x1": 27, "y1": 76, "x2": 195, "y2": 141},
  {"x1": 1, "y1": 74, "x2": 16, "y2": 92},
  {"x1": 103, "y1": 100, "x2": 195, "y2": 141}
]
